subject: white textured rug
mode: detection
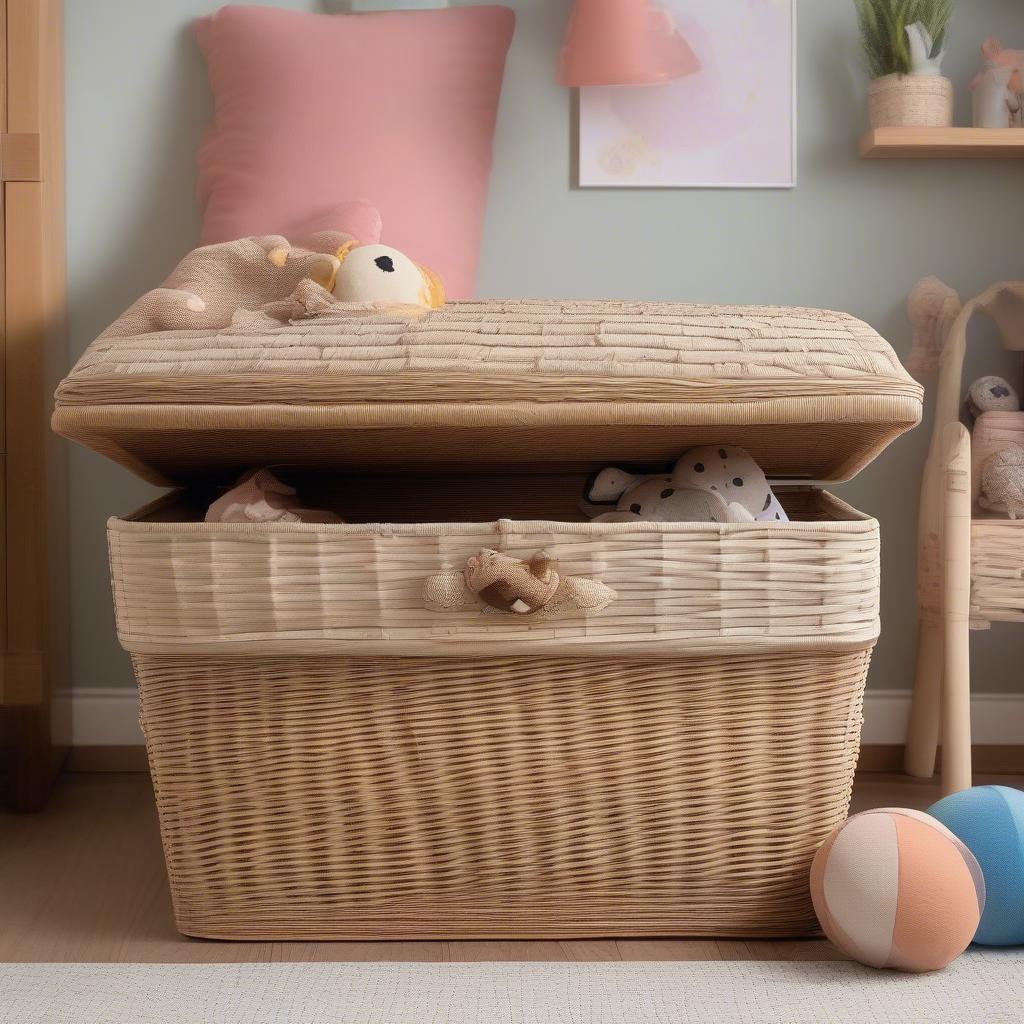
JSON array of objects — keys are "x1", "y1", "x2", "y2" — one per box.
[{"x1": 2, "y1": 957, "x2": 1022, "y2": 1024}]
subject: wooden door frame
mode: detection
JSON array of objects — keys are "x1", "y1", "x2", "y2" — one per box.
[{"x1": 1, "y1": 0, "x2": 69, "y2": 810}]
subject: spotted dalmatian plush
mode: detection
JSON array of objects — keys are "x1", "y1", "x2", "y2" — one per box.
[{"x1": 585, "y1": 446, "x2": 789, "y2": 524}]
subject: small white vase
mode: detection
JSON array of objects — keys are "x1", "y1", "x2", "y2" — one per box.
[{"x1": 972, "y1": 66, "x2": 1017, "y2": 129}]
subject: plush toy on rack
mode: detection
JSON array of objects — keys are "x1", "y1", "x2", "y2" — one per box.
[
  {"x1": 424, "y1": 549, "x2": 616, "y2": 620},
  {"x1": 964, "y1": 376, "x2": 1024, "y2": 518},
  {"x1": 584, "y1": 446, "x2": 789, "y2": 524},
  {"x1": 966, "y1": 375, "x2": 1020, "y2": 419},
  {"x1": 312, "y1": 242, "x2": 446, "y2": 310},
  {"x1": 979, "y1": 445, "x2": 1024, "y2": 519}
]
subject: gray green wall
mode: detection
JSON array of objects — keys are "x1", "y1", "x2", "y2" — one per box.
[{"x1": 66, "y1": 0, "x2": 1024, "y2": 696}]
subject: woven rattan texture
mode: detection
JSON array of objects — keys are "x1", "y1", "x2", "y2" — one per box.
[
  {"x1": 60, "y1": 300, "x2": 915, "y2": 394},
  {"x1": 136, "y1": 650, "x2": 869, "y2": 940},
  {"x1": 108, "y1": 498, "x2": 880, "y2": 658},
  {"x1": 971, "y1": 519, "x2": 1024, "y2": 627},
  {"x1": 54, "y1": 300, "x2": 922, "y2": 484}
]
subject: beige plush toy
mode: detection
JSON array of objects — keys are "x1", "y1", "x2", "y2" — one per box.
[
  {"x1": 979, "y1": 445, "x2": 1024, "y2": 519},
  {"x1": 101, "y1": 233, "x2": 361, "y2": 338},
  {"x1": 585, "y1": 446, "x2": 788, "y2": 524},
  {"x1": 967, "y1": 375, "x2": 1020, "y2": 419},
  {"x1": 424, "y1": 549, "x2": 616, "y2": 620},
  {"x1": 205, "y1": 468, "x2": 342, "y2": 524},
  {"x1": 317, "y1": 242, "x2": 446, "y2": 310}
]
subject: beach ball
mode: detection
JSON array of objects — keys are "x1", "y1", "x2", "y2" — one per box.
[
  {"x1": 810, "y1": 808, "x2": 985, "y2": 972},
  {"x1": 929, "y1": 786, "x2": 1024, "y2": 946}
]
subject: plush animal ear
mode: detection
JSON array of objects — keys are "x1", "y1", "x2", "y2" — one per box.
[
  {"x1": 726, "y1": 502, "x2": 756, "y2": 523},
  {"x1": 983, "y1": 36, "x2": 1003, "y2": 62},
  {"x1": 308, "y1": 254, "x2": 341, "y2": 291},
  {"x1": 587, "y1": 468, "x2": 638, "y2": 504},
  {"x1": 418, "y1": 265, "x2": 446, "y2": 309},
  {"x1": 333, "y1": 239, "x2": 359, "y2": 267}
]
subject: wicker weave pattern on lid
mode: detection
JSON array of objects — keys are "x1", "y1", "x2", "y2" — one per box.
[{"x1": 55, "y1": 299, "x2": 923, "y2": 484}]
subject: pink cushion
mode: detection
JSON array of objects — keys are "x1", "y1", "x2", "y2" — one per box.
[{"x1": 194, "y1": 4, "x2": 515, "y2": 299}]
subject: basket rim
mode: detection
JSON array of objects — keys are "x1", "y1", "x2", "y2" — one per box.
[{"x1": 110, "y1": 491, "x2": 877, "y2": 538}]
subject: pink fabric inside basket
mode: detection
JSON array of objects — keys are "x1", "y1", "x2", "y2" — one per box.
[{"x1": 194, "y1": 4, "x2": 515, "y2": 299}]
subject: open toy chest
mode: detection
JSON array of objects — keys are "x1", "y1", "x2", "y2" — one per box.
[{"x1": 55, "y1": 299, "x2": 923, "y2": 940}]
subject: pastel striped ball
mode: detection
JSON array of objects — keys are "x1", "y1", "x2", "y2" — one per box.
[
  {"x1": 929, "y1": 786, "x2": 1024, "y2": 946},
  {"x1": 810, "y1": 808, "x2": 985, "y2": 972}
]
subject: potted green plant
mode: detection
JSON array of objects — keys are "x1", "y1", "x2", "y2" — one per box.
[{"x1": 855, "y1": 0, "x2": 955, "y2": 128}]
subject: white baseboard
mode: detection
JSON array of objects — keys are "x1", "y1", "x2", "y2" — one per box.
[{"x1": 61, "y1": 688, "x2": 1024, "y2": 748}]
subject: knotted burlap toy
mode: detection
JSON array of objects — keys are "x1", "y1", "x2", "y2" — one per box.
[{"x1": 424, "y1": 549, "x2": 615, "y2": 620}]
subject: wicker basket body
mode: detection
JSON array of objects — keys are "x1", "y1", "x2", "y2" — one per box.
[
  {"x1": 112, "y1": 487, "x2": 876, "y2": 939},
  {"x1": 868, "y1": 74, "x2": 953, "y2": 128},
  {"x1": 136, "y1": 650, "x2": 869, "y2": 940}
]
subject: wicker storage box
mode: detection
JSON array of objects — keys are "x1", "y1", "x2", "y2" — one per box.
[
  {"x1": 57, "y1": 299, "x2": 923, "y2": 940},
  {"x1": 968, "y1": 412, "x2": 1024, "y2": 628}
]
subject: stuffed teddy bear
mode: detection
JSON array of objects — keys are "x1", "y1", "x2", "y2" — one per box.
[
  {"x1": 585, "y1": 446, "x2": 788, "y2": 524},
  {"x1": 967, "y1": 375, "x2": 1020, "y2": 419},
  {"x1": 318, "y1": 242, "x2": 446, "y2": 310},
  {"x1": 424, "y1": 549, "x2": 616, "y2": 620}
]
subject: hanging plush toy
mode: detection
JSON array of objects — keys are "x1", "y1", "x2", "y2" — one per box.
[{"x1": 311, "y1": 242, "x2": 445, "y2": 310}]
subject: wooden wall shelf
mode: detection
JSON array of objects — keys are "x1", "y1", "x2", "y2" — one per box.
[{"x1": 859, "y1": 127, "x2": 1024, "y2": 159}]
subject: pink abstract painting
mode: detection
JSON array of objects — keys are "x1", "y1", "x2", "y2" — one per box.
[{"x1": 578, "y1": 0, "x2": 795, "y2": 188}]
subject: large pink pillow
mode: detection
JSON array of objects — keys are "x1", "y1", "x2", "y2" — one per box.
[{"x1": 194, "y1": 4, "x2": 515, "y2": 299}]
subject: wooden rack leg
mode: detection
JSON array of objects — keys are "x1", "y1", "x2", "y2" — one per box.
[
  {"x1": 905, "y1": 622, "x2": 942, "y2": 779},
  {"x1": 941, "y1": 423, "x2": 973, "y2": 796}
]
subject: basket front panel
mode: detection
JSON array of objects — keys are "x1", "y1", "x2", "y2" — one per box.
[
  {"x1": 109, "y1": 518, "x2": 881, "y2": 658},
  {"x1": 135, "y1": 649, "x2": 869, "y2": 940}
]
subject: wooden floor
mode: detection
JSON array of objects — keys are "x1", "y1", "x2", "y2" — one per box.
[{"x1": 1, "y1": 771, "x2": 1017, "y2": 964}]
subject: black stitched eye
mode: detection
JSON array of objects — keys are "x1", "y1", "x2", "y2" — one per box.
[
  {"x1": 763, "y1": 494, "x2": 772, "y2": 511},
  {"x1": 661, "y1": 489, "x2": 674, "y2": 499},
  {"x1": 374, "y1": 255, "x2": 396, "y2": 273},
  {"x1": 694, "y1": 463, "x2": 705, "y2": 473},
  {"x1": 630, "y1": 504, "x2": 642, "y2": 514},
  {"x1": 719, "y1": 449, "x2": 728, "y2": 459},
  {"x1": 776, "y1": 513, "x2": 781, "y2": 520},
  {"x1": 733, "y1": 478, "x2": 744, "y2": 487}
]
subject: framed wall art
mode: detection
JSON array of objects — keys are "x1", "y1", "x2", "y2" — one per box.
[{"x1": 577, "y1": 0, "x2": 796, "y2": 189}]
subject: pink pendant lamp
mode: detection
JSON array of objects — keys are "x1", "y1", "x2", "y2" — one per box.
[{"x1": 559, "y1": 0, "x2": 701, "y2": 87}]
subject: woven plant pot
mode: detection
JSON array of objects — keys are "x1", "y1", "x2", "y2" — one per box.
[{"x1": 868, "y1": 74, "x2": 953, "y2": 128}]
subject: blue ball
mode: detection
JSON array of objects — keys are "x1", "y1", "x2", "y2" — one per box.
[{"x1": 928, "y1": 786, "x2": 1024, "y2": 946}]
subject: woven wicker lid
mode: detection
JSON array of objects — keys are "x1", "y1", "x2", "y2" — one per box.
[{"x1": 53, "y1": 299, "x2": 922, "y2": 485}]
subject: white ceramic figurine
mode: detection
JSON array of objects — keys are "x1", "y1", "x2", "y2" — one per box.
[
  {"x1": 906, "y1": 21, "x2": 945, "y2": 76},
  {"x1": 972, "y1": 65, "x2": 1019, "y2": 129}
]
